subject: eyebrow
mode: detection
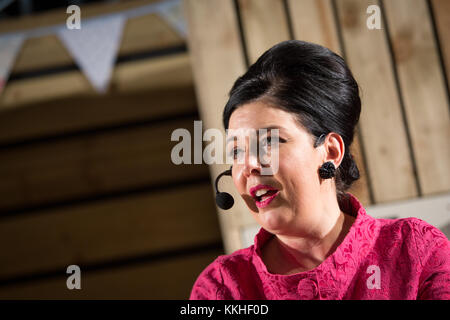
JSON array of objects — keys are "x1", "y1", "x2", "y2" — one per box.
[{"x1": 226, "y1": 125, "x2": 284, "y2": 145}]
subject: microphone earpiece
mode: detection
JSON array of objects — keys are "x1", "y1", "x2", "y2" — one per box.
[
  {"x1": 214, "y1": 166, "x2": 234, "y2": 210},
  {"x1": 216, "y1": 192, "x2": 234, "y2": 211}
]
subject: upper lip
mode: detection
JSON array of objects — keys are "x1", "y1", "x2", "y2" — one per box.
[{"x1": 249, "y1": 184, "x2": 279, "y2": 199}]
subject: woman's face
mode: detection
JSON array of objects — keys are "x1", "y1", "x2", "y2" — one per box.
[{"x1": 227, "y1": 101, "x2": 326, "y2": 235}]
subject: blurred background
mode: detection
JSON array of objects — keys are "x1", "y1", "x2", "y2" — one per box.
[{"x1": 0, "y1": 0, "x2": 448, "y2": 299}]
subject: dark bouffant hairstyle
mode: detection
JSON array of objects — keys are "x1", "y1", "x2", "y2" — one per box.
[{"x1": 223, "y1": 40, "x2": 361, "y2": 201}]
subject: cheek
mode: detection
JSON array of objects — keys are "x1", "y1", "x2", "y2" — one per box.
[
  {"x1": 231, "y1": 166, "x2": 245, "y2": 193},
  {"x1": 278, "y1": 148, "x2": 319, "y2": 189},
  {"x1": 232, "y1": 166, "x2": 259, "y2": 212}
]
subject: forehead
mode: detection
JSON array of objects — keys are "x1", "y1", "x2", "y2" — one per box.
[{"x1": 228, "y1": 101, "x2": 299, "y2": 131}]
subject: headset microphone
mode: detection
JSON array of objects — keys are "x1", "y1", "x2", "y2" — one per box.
[{"x1": 214, "y1": 166, "x2": 234, "y2": 210}]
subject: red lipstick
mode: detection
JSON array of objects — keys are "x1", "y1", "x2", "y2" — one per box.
[{"x1": 249, "y1": 184, "x2": 279, "y2": 209}]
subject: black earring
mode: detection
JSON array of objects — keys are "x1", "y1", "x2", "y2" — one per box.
[
  {"x1": 319, "y1": 161, "x2": 336, "y2": 179},
  {"x1": 214, "y1": 166, "x2": 234, "y2": 210}
]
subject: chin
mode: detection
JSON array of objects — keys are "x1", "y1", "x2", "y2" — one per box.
[{"x1": 255, "y1": 208, "x2": 288, "y2": 233}]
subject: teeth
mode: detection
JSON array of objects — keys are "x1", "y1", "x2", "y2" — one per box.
[{"x1": 255, "y1": 189, "x2": 269, "y2": 197}]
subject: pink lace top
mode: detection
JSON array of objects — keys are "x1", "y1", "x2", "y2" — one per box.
[{"x1": 190, "y1": 194, "x2": 450, "y2": 300}]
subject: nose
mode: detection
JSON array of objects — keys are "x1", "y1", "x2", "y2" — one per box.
[{"x1": 243, "y1": 144, "x2": 262, "y2": 177}]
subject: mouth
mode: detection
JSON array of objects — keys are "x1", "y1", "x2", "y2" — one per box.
[{"x1": 249, "y1": 184, "x2": 280, "y2": 209}]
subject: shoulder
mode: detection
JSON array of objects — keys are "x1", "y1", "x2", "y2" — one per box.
[
  {"x1": 369, "y1": 216, "x2": 450, "y2": 299},
  {"x1": 189, "y1": 246, "x2": 255, "y2": 300},
  {"x1": 375, "y1": 216, "x2": 449, "y2": 261},
  {"x1": 375, "y1": 215, "x2": 446, "y2": 239},
  {"x1": 201, "y1": 246, "x2": 255, "y2": 281},
  {"x1": 404, "y1": 218, "x2": 449, "y2": 262},
  {"x1": 197, "y1": 245, "x2": 255, "y2": 280},
  {"x1": 404, "y1": 217, "x2": 448, "y2": 240},
  {"x1": 402, "y1": 218, "x2": 450, "y2": 299}
]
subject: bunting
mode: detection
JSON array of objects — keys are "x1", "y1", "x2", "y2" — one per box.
[
  {"x1": 156, "y1": 0, "x2": 187, "y2": 38},
  {"x1": 58, "y1": 15, "x2": 125, "y2": 93},
  {"x1": 0, "y1": 0, "x2": 185, "y2": 94},
  {"x1": 0, "y1": 34, "x2": 25, "y2": 93}
]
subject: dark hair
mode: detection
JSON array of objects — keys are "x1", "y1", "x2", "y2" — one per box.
[{"x1": 223, "y1": 40, "x2": 361, "y2": 201}]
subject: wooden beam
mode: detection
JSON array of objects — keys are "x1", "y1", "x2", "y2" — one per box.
[
  {"x1": 0, "y1": 249, "x2": 222, "y2": 299},
  {"x1": 9, "y1": 13, "x2": 183, "y2": 75},
  {"x1": 288, "y1": 0, "x2": 340, "y2": 51},
  {"x1": 184, "y1": 0, "x2": 248, "y2": 253},
  {"x1": 0, "y1": 52, "x2": 192, "y2": 108},
  {"x1": 383, "y1": 0, "x2": 450, "y2": 195},
  {"x1": 0, "y1": 0, "x2": 187, "y2": 107},
  {"x1": 0, "y1": 183, "x2": 220, "y2": 281},
  {"x1": 336, "y1": 0, "x2": 417, "y2": 203},
  {"x1": 0, "y1": 86, "x2": 197, "y2": 145},
  {"x1": 238, "y1": 0, "x2": 290, "y2": 64},
  {"x1": 431, "y1": 0, "x2": 450, "y2": 93},
  {"x1": 0, "y1": 0, "x2": 165, "y2": 34},
  {"x1": 0, "y1": 117, "x2": 208, "y2": 212},
  {"x1": 113, "y1": 51, "x2": 192, "y2": 93}
]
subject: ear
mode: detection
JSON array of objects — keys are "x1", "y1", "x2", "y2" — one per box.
[{"x1": 322, "y1": 132, "x2": 345, "y2": 168}]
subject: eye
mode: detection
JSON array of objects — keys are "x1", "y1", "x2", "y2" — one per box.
[
  {"x1": 260, "y1": 135, "x2": 285, "y2": 148},
  {"x1": 260, "y1": 136, "x2": 271, "y2": 148},
  {"x1": 262, "y1": 136, "x2": 270, "y2": 146},
  {"x1": 229, "y1": 148, "x2": 244, "y2": 160}
]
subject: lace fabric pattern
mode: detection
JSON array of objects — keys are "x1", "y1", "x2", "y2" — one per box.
[{"x1": 190, "y1": 194, "x2": 450, "y2": 300}]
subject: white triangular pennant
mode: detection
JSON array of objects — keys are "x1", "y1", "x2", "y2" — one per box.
[
  {"x1": 58, "y1": 15, "x2": 125, "y2": 93},
  {"x1": 156, "y1": 0, "x2": 187, "y2": 39},
  {"x1": 0, "y1": 34, "x2": 25, "y2": 94}
]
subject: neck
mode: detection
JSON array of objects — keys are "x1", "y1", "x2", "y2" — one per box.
[{"x1": 266, "y1": 198, "x2": 355, "y2": 274}]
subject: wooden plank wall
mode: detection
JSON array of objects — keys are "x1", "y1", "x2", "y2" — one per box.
[
  {"x1": 183, "y1": 0, "x2": 248, "y2": 254},
  {"x1": 185, "y1": 0, "x2": 450, "y2": 252},
  {"x1": 0, "y1": 0, "x2": 223, "y2": 299},
  {"x1": 1, "y1": 0, "x2": 449, "y2": 299}
]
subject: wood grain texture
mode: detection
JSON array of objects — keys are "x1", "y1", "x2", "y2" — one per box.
[
  {"x1": 113, "y1": 52, "x2": 192, "y2": 93},
  {"x1": 383, "y1": 0, "x2": 450, "y2": 195},
  {"x1": 336, "y1": 0, "x2": 417, "y2": 203},
  {"x1": 288, "y1": 0, "x2": 371, "y2": 206},
  {"x1": 238, "y1": 0, "x2": 291, "y2": 64},
  {"x1": 0, "y1": 183, "x2": 220, "y2": 280},
  {"x1": 0, "y1": 0, "x2": 187, "y2": 108},
  {"x1": 9, "y1": 14, "x2": 182, "y2": 74},
  {"x1": 0, "y1": 86, "x2": 197, "y2": 145},
  {"x1": 0, "y1": 0, "x2": 161, "y2": 34},
  {"x1": 431, "y1": 0, "x2": 450, "y2": 93},
  {"x1": 0, "y1": 53, "x2": 193, "y2": 108},
  {"x1": 2, "y1": 70, "x2": 93, "y2": 108},
  {"x1": 288, "y1": 0, "x2": 340, "y2": 51},
  {"x1": 184, "y1": 0, "x2": 249, "y2": 253},
  {"x1": 0, "y1": 117, "x2": 208, "y2": 212},
  {"x1": 0, "y1": 249, "x2": 222, "y2": 299}
]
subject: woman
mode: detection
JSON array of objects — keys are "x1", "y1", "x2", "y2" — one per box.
[{"x1": 190, "y1": 40, "x2": 450, "y2": 300}]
